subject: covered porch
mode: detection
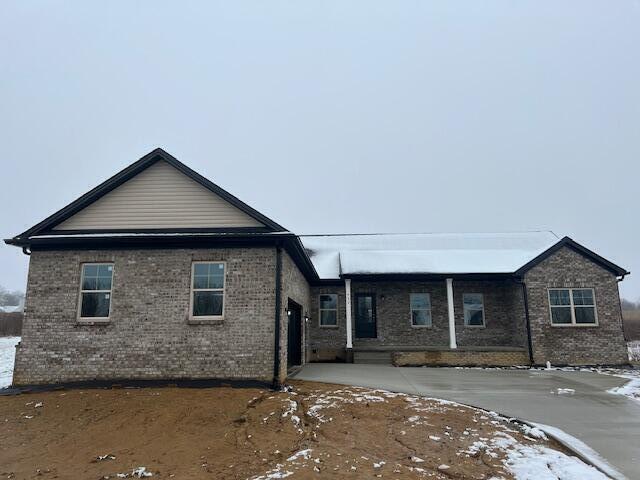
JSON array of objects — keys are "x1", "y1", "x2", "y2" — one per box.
[{"x1": 307, "y1": 275, "x2": 531, "y2": 366}]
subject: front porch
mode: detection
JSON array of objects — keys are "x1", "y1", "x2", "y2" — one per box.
[{"x1": 307, "y1": 276, "x2": 531, "y2": 366}]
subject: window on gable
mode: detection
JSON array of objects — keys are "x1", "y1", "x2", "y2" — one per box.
[
  {"x1": 549, "y1": 288, "x2": 597, "y2": 326},
  {"x1": 319, "y1": 294, "x2": 338, "y2": 327},
  {"x1": 79, "y1": 263, "x2": 113, "y2": 319},
  {"x1": 463, "y1": 293, "x2": 485, "y2": 326},
  {"x1": 191, "y1": 262, "x2": 225, "y2": 317},
  {"x1": 410, "y1": 293, "x2": 432, "y2": 327}
]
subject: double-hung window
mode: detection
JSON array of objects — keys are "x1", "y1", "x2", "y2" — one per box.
[
  {"x1": 548, "y1": 288, "x2": 597, "y2": 326},
  {"x1": 410, "y1": 293, "x2": 432, "y2": 327},
  {"x1": 79, "y1": 263, "x2": 113, "y2": 319},
  {"x1": 191, "y1": 262, "x2": 225, "y2": 318},
  {"x1": 463, "y1": 293, "x2": 485, "y2": 326},
  {"x1": 319, "y1": 294, "x2": 338, "y2": 327}
]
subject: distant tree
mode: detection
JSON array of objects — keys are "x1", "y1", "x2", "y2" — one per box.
[
  {"x1": 621, "y1": 298, "x2": 640, "y2": 311},
  {"x1": 0, "y1": 285, "x2": 25, "y2": 307}
]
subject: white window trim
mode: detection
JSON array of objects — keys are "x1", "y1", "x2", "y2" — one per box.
[
  {"x1": 548, "y1": 288, "x2": 598, "y2": 327},
  {"x1": 463, "y1": 293, "x2": 485, "y2": 328},
  {"x1": 189, "y1": 261, "x2": 226, "y2": 320},
  {"x1": 77, "y1": 262, "x2": 114, "y2": 323},
  {"x1": 410, "y1": 293, "x2": 432, "y2": 328},
  {"x1": 318, "y1": 293, "x2": 339, "y2": 328}
]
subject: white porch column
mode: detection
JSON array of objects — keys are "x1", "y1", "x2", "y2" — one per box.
[
  {"x1": 446, "y1": 278, "x2": 457, "y2": 349},
  {"x1": 345, "y1": 278, "x2": 353, "y2": 350}
]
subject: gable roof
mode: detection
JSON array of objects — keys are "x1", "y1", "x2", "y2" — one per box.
[
  {"x1": 515, "y1": 236, "x2": 629, "y2": 277},
  {"x1": 8, "y1": 148, "x2": 287, "y2": 242},
  {"x1": 4, "y1": 149, "x2": 628, "y2": 282},
  {"x1": 300, "y1": 232, "x2": 629, "y2": 279}
]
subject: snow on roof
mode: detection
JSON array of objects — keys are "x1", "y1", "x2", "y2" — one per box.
[{"x1": 299, "y1": 231, "x2": 560, "y2": 279}]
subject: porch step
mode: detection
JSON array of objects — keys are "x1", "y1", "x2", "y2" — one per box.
[{"x1": 353, "y1": 350, "x2": 392, "y2": 365}]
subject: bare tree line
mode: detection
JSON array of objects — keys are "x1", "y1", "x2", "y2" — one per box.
[{"x1": 621, "y1": 297, "x2": 640, "y2": 311}]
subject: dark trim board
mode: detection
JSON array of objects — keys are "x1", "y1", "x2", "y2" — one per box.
[
  {"x1": 9, "y1": 148, "x2": 287, "y2": 241},
  {"x1": 9, "y1": 233, "x2": 320, "y2": 285},
  {"x1": 342, "y1": 273, "x2": 516, "y2": 282}
]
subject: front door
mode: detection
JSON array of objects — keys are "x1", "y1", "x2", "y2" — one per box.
[
  {"x1": 287, "y1": 300, "x2": 302, "y2": 367},
  {"x1": 355, "y1": 293, "x2": 376, "y2": 338}
]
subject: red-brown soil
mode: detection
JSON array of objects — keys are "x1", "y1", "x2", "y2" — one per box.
[{"x1": 0, "y1": 381, "x2": 569, "y2": 479}]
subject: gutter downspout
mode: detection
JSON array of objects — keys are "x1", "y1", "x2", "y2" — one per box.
[
  {"x1": 519, "y1": 279, "x2": 534, "y2": 365},
  {"x1": 273, "y1": 245, "x2": 283, "y2": 388}
]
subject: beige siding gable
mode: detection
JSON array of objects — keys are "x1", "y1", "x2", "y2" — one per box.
[{"x1": 54, "y1": 160, "x2": 265, "y2": 230}]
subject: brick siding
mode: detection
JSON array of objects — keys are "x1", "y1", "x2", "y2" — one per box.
[
  {"x1": 524, "y1": 246, "x2": 628, "y2": 365},
  {"x1": 14, "y1": 248, "x2": 278, "y2": 385},
  {"x1": 278, "y1": 251, "x2": 311, "y2": 381}
]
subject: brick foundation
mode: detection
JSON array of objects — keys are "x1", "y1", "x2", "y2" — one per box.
[{"x1": 392, "y1": 349, "x2": 529, "y2": 367}]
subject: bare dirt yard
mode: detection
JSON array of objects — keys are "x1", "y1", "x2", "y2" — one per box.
[{"x1": 0, "y1": 381, "x2": 606, "y2": 480}]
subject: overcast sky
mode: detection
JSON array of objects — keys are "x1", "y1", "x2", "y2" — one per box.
[{"x1": 1, "y1": 1, "x2": 638, "y2": 300}]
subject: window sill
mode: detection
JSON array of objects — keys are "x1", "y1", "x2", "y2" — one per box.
[
  {"x1": 550, "y1": 323, "x2": 599, "y2": 328},
  {"x1": 319, "y1": 324, "x2": 339, "y2": 329},
  {"x1": 463, "y1": 324, "x2": 486, "y2": 329},
  {"x1": 188, "y1": 318, "x2": 224, "y2": 325},
  {"x1": 76, "y1": 319, "x2": 111, "y2": 326},
  {"x1": 411, "y1": 325, "x2": 433, "y2": 329}
]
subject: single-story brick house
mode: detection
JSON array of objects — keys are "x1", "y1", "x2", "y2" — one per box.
[{"x1": 5, "y1": 149, "x2": 630, "y2": 386}]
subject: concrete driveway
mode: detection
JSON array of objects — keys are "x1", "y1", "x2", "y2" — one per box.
[{"x1": 292, "y1": 364, "x2": 640, "y2": 479}]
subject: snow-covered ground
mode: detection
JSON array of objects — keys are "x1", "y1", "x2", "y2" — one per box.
[
  {"x1": 600, "y1": 367, "x2": 640, "y2": 404},
  {"x1": 0, "y1": 336, "x2": 20, "y2": 388},
  {"x1": 628, "y1": 341, "x2": 640, "y2": 362}
]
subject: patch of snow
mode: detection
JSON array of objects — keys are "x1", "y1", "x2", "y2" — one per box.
[
  {"x1": 608, "y1": 378, "x2": 640, "y2": 404},
  {"x1": 519, "y1": 424, "x2": 547, "y2": 440},
  {"x1": 251, "y1": 464, "x2": 293, "y2": 480},
  {"x1": 97, "y1": 454, "x2": 116, "y2": 461},
  {"x1": 131, "y1": 467, "x2": 152, "y2": 478},
  {"x1": 505, "y1": 443, "x2": 608, "y2": 480},
  {"x1": 628, "y1": 341, "x2": 640, "y2": 362},
  {"x1": 287, "y1": 449, "x2": 312, "y2": 462},
  {"x1": 429, "y1": 435, "x2": 441, "y2": 441},
  {"x1": 116, "y1": 467, "x2": 153, "y2": 478},
  {"x1": 410, "y1": 456, "x2": 424, "y2": 463},
  {"x1": 373, "y1": 461, "x2": 385, "y2": 468},
  {"x1": 555, "y1": 388, "x2": 575, "y2": 395},
  {"x1": 0, "y1": 336, "x2": 20, "y2": 388},
  {"x1": 532, "y1": 423, "x2": 626, "y2": 480}
]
